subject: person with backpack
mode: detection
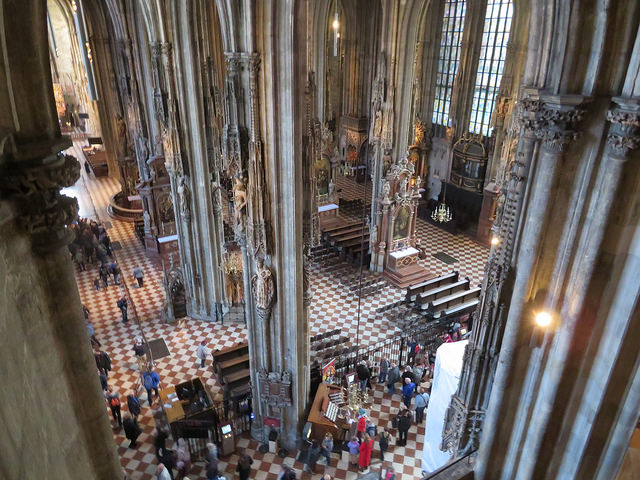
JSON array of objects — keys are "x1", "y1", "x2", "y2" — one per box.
[
  {"x1": 127, "y1": 392, "x2": 141, "y2": 420},
  {"x1": 117, "y1": 294, "x2": 128, "y2": 323},
  {"x1": 414, "y1": 387, "x2": 430, "y2": 424},
  {"x1": 143, "y1": 367, "x2": 161, "y2": 405},
  {"x1": 106, "y1": 386, "x2": 122, "y2": 427}
]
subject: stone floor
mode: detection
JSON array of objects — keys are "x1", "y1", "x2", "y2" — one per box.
[{"x1": 67, "y1": 143, "x2": 488, "y2": 479}]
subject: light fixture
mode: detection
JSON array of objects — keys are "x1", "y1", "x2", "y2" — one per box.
[
  {"x1": 85, "y1": 42, "x2": 93, "y2": 62},
  {"x1": 490, "y1": 235, "x2": 500, "y2": 246},
  {"x1": 431, "y1": 180, "x2": 452, "y2": 223},
  {"x1": 72, "y1": 0, "x2": 77, "y2": 13},
  {"x1": 535, "y1": 311, "x2": 552, "y2": 328},
  {"x1": 332, "y1": 9, "x2": 340, "y2": 56},
  {"x1": 332, "y1": 18, "x2": 340, "y2": 30}
]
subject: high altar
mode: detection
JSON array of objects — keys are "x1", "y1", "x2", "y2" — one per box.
[{"x1": 370, "y1": 153, "x2": 433, "y2": 287}]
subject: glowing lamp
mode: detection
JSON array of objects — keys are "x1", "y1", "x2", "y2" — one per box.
[
  {"x1": 490, "y1": 235, "x2": 500, "y2": 246},
  {"x1": 535, "y1": 311, "x2": 552, "y2": 328},
  {"x1": 332, "y1": 19, "x2": 340, "y2": 30}
]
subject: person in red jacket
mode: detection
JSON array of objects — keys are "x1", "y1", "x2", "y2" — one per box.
[
  {"x1": 356, "y1": 408, "x2": 367, "y2": 440},
  {"x1": 358, "y1": 433, "x2": 374, "y2": 471}
]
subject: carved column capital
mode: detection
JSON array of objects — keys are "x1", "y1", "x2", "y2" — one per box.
[
  {"x1": 606, "y1": 97, "x2": 640, "y2": 158},
  {"x1": 150, "y1": 41, "x2": 172, "y2": 58},
  {"x1": 0, "y1": 143, "x2": 80, "y2": 252},
  {"x1": 535, "y1": 95, "x2": 586, "y2": 153},
  {"x1": 225, "y1": 52, "x2": 243, "y2": 75}
]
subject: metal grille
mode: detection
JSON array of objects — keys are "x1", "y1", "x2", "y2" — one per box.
[
  {"x1": 468, "y1": 0, "x2": 513, "y2": 136},
  {"x1": 432, "y1": 0, "x2": 467, "y2": 128}
]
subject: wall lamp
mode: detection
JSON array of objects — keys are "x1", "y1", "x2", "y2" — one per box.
[{"x1": 530, "y1": 309, "x2": 554, "y2": 348}]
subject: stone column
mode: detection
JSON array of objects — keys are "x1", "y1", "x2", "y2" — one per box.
[
  {"x1": 0, "y1": 2, "x2": 121, "y2": 476},
  {"x1": 441, "y1": 88, "x2": 541, "y2": 457},
  {"x1": 476, "y1": 94, "x2": 586, "y2": 479}
]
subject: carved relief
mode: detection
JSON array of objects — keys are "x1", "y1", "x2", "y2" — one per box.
[
  {"x1": 251, "y1": 258, "x2": 275, "y2": 311},
  {"x1": 606, "y1": 105, "x2": 640, "y2": 157}
]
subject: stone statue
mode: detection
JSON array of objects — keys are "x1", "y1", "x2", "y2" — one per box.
[
  {"x1": 251, "y1": 258, "x2": 275, "y2": 310},
  {"x1": 374, "y1": 110, "x2": 383, "y2": 139},
  {"x1": 115, "y1": 115, "x2": 128, "y2": 155},
  {"x1": 400, "y1": 176, "x2": 409, "y2": 197},
  {"x1": 414, "y1": 176, "x2": 422, "y2": 194},
  {"x1": 177, "y1": 175, "x2": 191, "y2": 220},
  {"x1": 381, "y1": 180, "x2": 391, "y2": 201},
  {"x1": 233, "y1": 175, "x2": 247, "y2": 228},
  {"x1": 137, "y1": 135, "x2": 149, "y2": 162},
  {"x1": 328, "y1": 178, "x2": 335, "y2": 200},
  {"x1": 143, "y1": 209, "x2": 151, "y2": 232}
]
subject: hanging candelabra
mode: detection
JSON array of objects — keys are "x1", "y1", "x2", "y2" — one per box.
[{"x1": 432, "y1": 179, "x2": 453, "y2": 223}]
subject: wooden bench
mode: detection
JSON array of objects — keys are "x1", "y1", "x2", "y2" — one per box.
[
  {"x1": 406, "y1": 271, "x2": 459, "y2": 303},
  {"x1": 218, "y1": 353, "x2": 249, "y2": 371},
  {"x1": 322, "y1": 221, "x2": 362, "y2": 235},
  {"x1": 223, "y1": 368, "x2": 251, "y2": 385},
  {"x1": 340, "y1": 234, "x2": 370, "y2": 249},
  {"x1": 427, "y1": 287, "x2": 482, "y2": 317},
  {"x1": 326, "y1": 225, "x2": 367, "y2": 241},
  {"x1": 416, "y1": 278, "x2": 470, "y2": 308},
  {"x1": 443, "y1": 298, "x2": 480, "y2": 316}
]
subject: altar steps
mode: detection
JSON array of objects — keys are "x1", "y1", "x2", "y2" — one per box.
[{"x1": 384, "y1": 264, "x2": 435, "y2": 288}]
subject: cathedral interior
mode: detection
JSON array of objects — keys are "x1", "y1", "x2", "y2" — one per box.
[{"x1": 1, "y1": 0, "x2": 640, "y2": 479}]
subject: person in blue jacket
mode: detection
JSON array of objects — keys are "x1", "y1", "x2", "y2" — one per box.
[
  {"x1": 143, "y1": 367, "x2": 160, "y2": 405},
  {"x1": 401, "y1": 376, "x2": 416, "y2": 409}
]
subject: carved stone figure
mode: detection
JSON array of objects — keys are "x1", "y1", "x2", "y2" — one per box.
[
  {"x1": 136, "y1": 135, "x2": 149, "y2": 162},
  {"x1": 251, "y1": 258, "x2": 275, "y2": 311},
  {"x1": 328, "y1": 178, "x2": 335, "y2": 199},
  {"x1": 143, "y1": 210, "x2": 151, "y2": 231},
  {"x1": 233, "y1": 175, "x2": 247, "y2": 228},
  {"x1": 177, "y1": 175, "x2": 191, "y2": 220},
  {"x1": 381, "y1": 179, "x2": 391, "y2": 202},
  {"x1": 399, "y1": 176, "x2": 409, "y2": 197},
  {"x1": 115, "y1": 115, "x2": 128, "y2": 155},
  {"x1": 374, "y1": 110, "x2": 383, "y2": 139}
]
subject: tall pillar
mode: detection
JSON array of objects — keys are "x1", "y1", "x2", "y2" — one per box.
[
  {"x1": 0, "y1": 1, "x2": 121, "y2": 477},
  {"x1": 442, "y1": 88, "x2": 541, "y2": 457}
]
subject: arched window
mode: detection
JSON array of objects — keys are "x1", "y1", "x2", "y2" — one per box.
[
  {"x1": 468, "y1": 0, "x2": 513, "y2": 136},
  {"x1": 432, "y1": 0, "x2": 466, "y2": 128}
]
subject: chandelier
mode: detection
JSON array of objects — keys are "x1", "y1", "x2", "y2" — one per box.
[{"x1": 431, "y1": 202, "x2": 452, "y2": 223}]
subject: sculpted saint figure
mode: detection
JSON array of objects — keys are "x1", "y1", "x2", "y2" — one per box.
[
  {"x1": 177, "y1": 175, "x2": 190, "y2": 219},
  {"x1": 233, "y1": 176, "x2": 247, "y2": 227},
  {"x1": 251, "y1": 258, "x2": 275, "y2": 310}
]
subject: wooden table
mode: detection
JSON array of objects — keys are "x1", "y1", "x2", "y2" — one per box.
[{"x1": 159, "y1": 385, "x2": 185, "y2": 423}]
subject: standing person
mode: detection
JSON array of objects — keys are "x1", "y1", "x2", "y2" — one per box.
[
  {"x1": 98, "y1": 369, "x2": 108, "y2": 392},
  {"x1": 117, "y1": 294, "x2": 128, "y2": 323},
  {"x1": 236, "y1": 453, "x2": 253, "y2": 480},
  {"x1": 304, "y1": 440, "x2": 321, "y2": 473},
  {"x1": 387, "y1": 362, "x2": 400, "y2": 395},
  {"x1": 111, "y1": 262, "x2": 121, "y2": 285},
  {"x1": 99, "y1": 264, "x2": 110, "y2": 288},
  {"x1": 132, "y1": 265, "x2": 145, "y2": 287},
  {"x1": 144, "y1": 367, "x2": 161, "y2": 405},
  {"x1": 356, "y1": 409, "x2": 367, "y2": 441},
  {"x1": 320, "y1": 432, "x2": 333, "y2": 466},
  {"x1": 414, "y1": 387, "x2": 430, "y2": 424},
  {"x1": 196, "y1": 340, "x2": 209, "y2": 368},
  {"x1": 106, "y1": 386, "x2": 122, "y2": 427},
  {"x1": 358, "y1": 433, "x2": 374, "y2": 472},
  {"x1": 396, "y1": 409, "x2": 412, "y2": 446},
  {"x1": 100, "y1": 231, "x2": 112, "y2": 256},
  {"x1": 378, "y1": 429, "x2": 390, "y2": 462},
  {"x1": 154, "y1": 427, "x2": 169, "y2": 460},
  {"x1": 127, "y1": 392, "x2": 141, "y2": 420},
  {"x1": 347, "y1": 436, "x2": 360, "y2": 468},
  {"x1": 93, "y1": 275, "x2": 101, "y2": 291},
  {"x1": 74, "y1": 249, "x2": 86, "y2": 271},
  {"x1": 176, "y1": 438, "x2": 192, "y2": 480},
  {"x1": 205, "y1": 445, "x2": 219, "y2": 480},
  {"x1": 402, "y1": 377, "x2": 416, "y2": 409},
  {"x1": 401, "y1": 366, "x2": 416, "y2": 384},
  {"x1": 156, "y1": 464, "x2": 172, "y2": 480},
  {"x1": 356, "y1": 360, "x2": 370, "y2": 394},
  {"x1": 382, "y1": 465, "x2": 396, "y2": 480},
  {"x1": 407, "y1": 336, "x2": 418, "y2": 364},
  {"x1": 378, "y1": 356, "x2": 389, "y2": 384},
  {"x1": 123, "y1": 414, "x2": 142, "y2": 448},
  {"x1": 133, "y1": 337, "x2": 147, "y2": 372},
  {"x1": 87, "y1": 320, "x2": 100, "y2": 347}
]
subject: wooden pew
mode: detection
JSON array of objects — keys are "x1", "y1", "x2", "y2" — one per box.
[
  {"x1": 416, "y1": 278, "x2": 470, "y2": 309},
  {"x1": 427, "y1": 287, "x2": 481, "y2": 317},
  {"x1": 406, "y1": 271, "x2": 459, "y2": 303},
  {"x1": 212, "y1": 342, "x2": 249, "y2": 384}
]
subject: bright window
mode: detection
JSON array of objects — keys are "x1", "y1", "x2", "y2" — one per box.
[
  {"x1": 468, "y1": 0, "x2": 513, "y2": 136},
  {"x1": 432, "y1": 0, "x2": 466, "y2": 128}
]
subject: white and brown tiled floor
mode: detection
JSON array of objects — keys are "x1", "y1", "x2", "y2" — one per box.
[{"x1": 68, "y1": 145, "x2": 488, "y2": 479}]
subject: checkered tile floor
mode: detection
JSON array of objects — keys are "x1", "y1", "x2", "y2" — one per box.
[{"x1": 68, "y1": 145, "x2": 488, "y2": 479}]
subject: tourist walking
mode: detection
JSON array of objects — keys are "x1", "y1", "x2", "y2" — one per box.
[
  {"x1": 143, "y1": 367, "x2": 161, "y2": 405},
  {"x1": 236, "y1": 453, "x2": 253, "y2": 480},
  {"x1": 347, "y1": 436, "x2": 360, "y2": 467},
  {"x1": 356, "y1": 361, "x2": 370, "y2": 393},
  {"x1": 176, "y1": 438, "x2": 192, "y2": 480},
  {"x1": 133, "y1": 265, "x2": 145, "y2": 287},
  {"x1": 123, "y1": 414, "x2": 142, "y2": 448},
  {"x1": 117, "y1": 294, "x2": 128, "y2": 323},
  {"x1": 196, "y1": 340, "x2": 209, "y2": 368},
  {"x1": 127, "y1": 392, "x2": 141, "y2": 420},
  {"x1": 402, "y1": 377, "x2": 416, "y2": 409},
  {"x1": 414, "y1": 387, "x2": 430, "y2": 424},
  {"x1": 356, "y1": 408, "x2": 367, "y2": 440},
  {"x1": 358, "y1": 433, "x2": 374, "y2": 471},
  {"x1": 106, "y1": 386, "x2": 122, "y2": 427},
  {"x1": 99, "y1": 264, "x2": 110, "y2": 287},
  {"x1": 93, "y1": 275, "x2": 101, "y2": 291},
  {"x1": 378, "y1": 429, "x2": 390, "y2": 461},
  {"x1": 396, "y1": 409, "x2": 412, "y2": 446},
  {"x1": 387, "y1": 362, "x2": 400, "y2": 394},
  {"x1": 321, "y1": 432, "x2": 333, "y2": 465},
  {"x1": 378, "y1": 356, "x2": 389, "y2": 384}
]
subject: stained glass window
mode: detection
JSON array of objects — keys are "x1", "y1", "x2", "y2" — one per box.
[
  {"x1": 468, "y1": 0, "x2": 513, "y2": 136},
  {"x1": 432, "y1": 0, "x2": 466, "y2": 128}
]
